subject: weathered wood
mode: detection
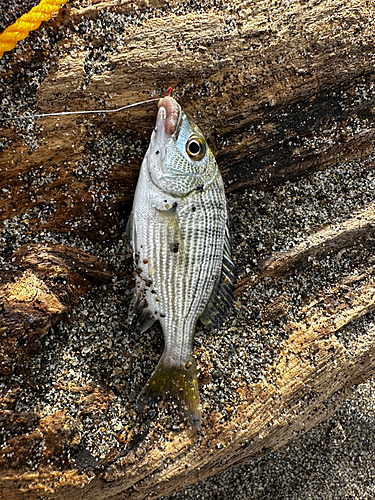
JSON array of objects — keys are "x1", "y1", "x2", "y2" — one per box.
[
  {"x1": 1, "y1": 211, "x2": 375, "y2": 498},
  {"x1": 0, "y1": 244, "x2": 117, "y2": 375},
  {"x1": 0, "y1": 0, "x2": 375, "y2": 498},
  {"x1": 237, "y1": 201, "x2": 375, "y2": 294},
  {"x1": 0, "y1": 0, "x2": 374, "y2": 237}
]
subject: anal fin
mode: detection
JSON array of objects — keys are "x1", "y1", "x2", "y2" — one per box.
[{"x1": 127, "y1": 293, "x2": 156, "y2": 334}]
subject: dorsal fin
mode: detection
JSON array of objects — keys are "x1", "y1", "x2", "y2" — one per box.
[{"x1": 200, "y1": 210, "x2": 236, "y2": 330}]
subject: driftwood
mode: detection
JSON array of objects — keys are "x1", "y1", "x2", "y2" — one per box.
[
  {"x1": 0, "y1": 244, "x2": 118, "y2": 376},
  {"x1": 0, "y1": 0, "x2": 375, "y2": 498}
]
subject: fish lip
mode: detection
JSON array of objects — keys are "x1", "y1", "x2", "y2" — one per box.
[
  {"x1": 152, "y1": 106, "x2": 170, "y2": 155},
  {"x1": 171, "y1": 108, "x2": 183, "y2": 139},
  {"x1": 150, "y1": 97, "x2": 182, "y2": 162},
  {"x1": 157, "y1": 96, "x2": 182, "y2": 138},
  {"x1": 148, "y1": 97, "x2": 185, "y2": 190}
]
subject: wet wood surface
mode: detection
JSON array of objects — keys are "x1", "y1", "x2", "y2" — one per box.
[
  {"x1": 0, "y1": 0, "x2": 375, "y2": 498},
  {"x1": 1, "y1": 0, "x2": 374, "y2": 237}
]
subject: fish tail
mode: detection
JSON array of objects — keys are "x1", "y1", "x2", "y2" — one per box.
[{"x1": 136, "y1": 354, "x2": 201, "y2": 431}]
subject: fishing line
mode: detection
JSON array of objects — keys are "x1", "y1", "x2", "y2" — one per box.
[{"x1": 0, "y1": 98, "x2": 162, "y2": 122}]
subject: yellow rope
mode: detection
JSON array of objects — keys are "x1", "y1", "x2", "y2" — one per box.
[{"x1": 0, "y1": 0, "x2": 67, "y2": 59}]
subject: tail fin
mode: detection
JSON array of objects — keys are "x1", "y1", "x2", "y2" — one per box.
[{"x1": 136, "y1": 354, "x2": 201, "y2": 431}]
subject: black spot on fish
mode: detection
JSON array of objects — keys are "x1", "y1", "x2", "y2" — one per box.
[
  {"x1": 165, "y1": 202, "x2": 177, "y2": 214},
  {"x1": 171, "y1": 242, "x2": 180, "y2": 253},
  {"x1": 145, "y1": 279, "x2": 153, "y2": 287},
  {"x1": 160, "y1": 313, "x2": 166, "y2": 318},
  {"x1": 192, "y1": 206, "x2": 196, "y2": 212},
  {"x1": 156, "y1": 150, "x2": 159, "y2": 154},
  {"x1": 196, "y1": 185, "x2": 204, "y2": 192}
]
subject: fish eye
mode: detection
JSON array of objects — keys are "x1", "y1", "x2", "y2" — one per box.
[{"x1": 186, "y1": 136, "x2": 206, "y2": 161}]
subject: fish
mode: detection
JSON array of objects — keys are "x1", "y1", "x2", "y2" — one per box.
[{"x1": 126, "y1": 95, "x2": 236, "y2": 430}]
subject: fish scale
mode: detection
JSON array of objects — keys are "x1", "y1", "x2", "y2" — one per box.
[
  {"x1": 127, "y1": 96, "x2": 235, "y2": 430},
  {"x1": 141, "y1": 185, "x2": 226, "y2": 360}
]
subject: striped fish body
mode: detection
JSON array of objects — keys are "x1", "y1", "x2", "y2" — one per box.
[{"x1": 127, "y1": 96, "x2": 235, "y2": 430}]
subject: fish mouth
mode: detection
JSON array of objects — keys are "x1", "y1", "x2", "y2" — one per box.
[
  {"x1": 148, "y1": 96, "x2": 182, "y2": 189},
  {"x1": 157, "y1": 96, "x2": 181, "y2": 137}
]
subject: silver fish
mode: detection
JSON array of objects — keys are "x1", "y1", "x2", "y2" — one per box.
[{"x1": 126, "y1": 96, "x2": 235, "y2": 430}]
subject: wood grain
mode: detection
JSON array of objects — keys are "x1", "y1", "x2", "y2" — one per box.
[
  {"x1": 0, "y1": 0, "x2": 374, "y2": 237},
  {"x1": 0, "y1": 244, "x2": 116, "y2": 375},
  {"x1": 1, "y1": 0, "x2": 375, "y2": 498}
]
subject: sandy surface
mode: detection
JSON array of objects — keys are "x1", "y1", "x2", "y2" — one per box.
[
  {"x1": 1, "y1": 0, "x2": 375, "y2": 497},
  {"x1": 165, "y1": 378, "x2": 375, "y2": 500},
  {"x1": 1, "y1": 157, "x2": 374, "y2": 460}
]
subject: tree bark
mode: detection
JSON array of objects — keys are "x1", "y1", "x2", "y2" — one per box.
[{"x1": 0, "y1": 0, "x2": 375, "y2": 498}]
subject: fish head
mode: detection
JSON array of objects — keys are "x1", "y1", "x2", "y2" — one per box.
[{"x1": 147, "y1": 96, "x2": 218, "y2": 197}]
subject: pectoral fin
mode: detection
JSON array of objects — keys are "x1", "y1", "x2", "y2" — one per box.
[{"x1": 155, "y1": 203, "x2": 184, "y2": 257}]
